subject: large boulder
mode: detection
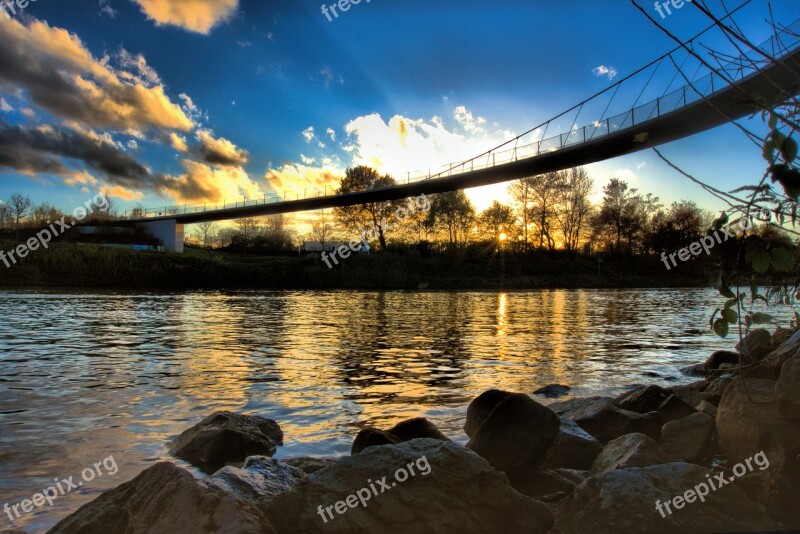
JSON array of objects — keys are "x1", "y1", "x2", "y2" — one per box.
[
  {"x1": 775, "y1": 356, "x2": 800, "y2": 419},
  {"x1": 613, "y1": 385, "x2": 670, "y2": 414},
  {"x1": 657, "y1": 394, "x2": 697, "y2": 423},
  {"x1": 282, "y1": 457, "x2": 337, "y2": 474},
  {"x1": 209, "y1": 456, "x2": 306, "y2": 503},
  {"x1": 746, "y1": 329, "x2": 800, "y2": 379},
  {"x1": 466, "y1": 393, "x2": 560, "y2": 474},
  {"x1": 736, "y1": 328, "x2": 774, "y2": 362},
  {"x1": 47, "y1": 462, "x2": 275, "y2": 534},
  {"x1": 704, "y1": 350, "x2": 740, "y2": 375},
  {"x1": 590, "y1": 433, "x2": 666, "y2": 474},
  {"x1": 351, "y1": 429, "x2": 401, "y2": 455},
  {"x1": 464, "y1": 389, "x2": 513, "y2": 437},
  {"x1": 263, "y1": 439, "x2": 554, "y2": 533},
  {"x1": 169, "y1": 412, "x2": 282, "y2": 473},
  {"x1": 659, "y1": 412, "x2": 715, "y2": 465},
  {"x1": 550, "y1": 396, "x2": 661, "y2": 444},
  {"x1": 554, "y1": 463, "x2": 779, "y2": 532},
  {"x1": 716, "y1": 377, "x2": 800, "y2": 476},
  {"x1": 387, "y1": 417, "x2": 449, "y2": 442},
  {"x1": 542, "y1": 418, "x2": 603, "y2": 471},
  {"x1": 533, "y1": 384, "x2": 572, "y2": 399}
]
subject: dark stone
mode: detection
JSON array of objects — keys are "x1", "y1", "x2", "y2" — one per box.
[
  {"x1": 657, "y1": 394, "x2": 697, "y2": 423},
  {"x1": 590, "y1": 433, "x2": 665, "y2": 474},
  {"x1": 209, "y1": 456, "x2": 306, "y2": 504},
  {"x1": 47, "y1": 462, "x2": 275, "y2": 534},
  {"x1": 263, "y1": 439, "x2": 554, "y2": 534},
  {"x1": 467, "y1": 393, "x2": 560, "y2": 474},
  {"x1": 533, "y1": 384, "x2": 572, "y2": 398},
  {"x1": 680, "y1": 363, "x2": 706, "y2": 377},
  {"x1": 736, "y1": 328, "x2": 774, "y2": 362},
  {"x1": 613, "y1": 385, "x2": 671, "y2": 414},
  {"x1": 660, "y1": 412, "x2": 716, "y2": 465},
  {"x1": 387, "y1": 417, "x2": 449, "y2": 442},
  {"x1": 464, "y1": 389, "x2": 513, "y2": 437},
  {"x1": 169, "y1": 412, "x2": 282, "y2": 473},
  {"x1": 551, "y1": 396, "x2": 661, "y2": 444},
  {"x1": 776, "y1": 356, "x2": 800, "y2": 419},
  {"x1": 704, "y1": 350, "x2": 741, "y2": 374},
  {"x1": 542, "y1": 418, "x2": 603, "y2": 471},
  {"x1": 351, "y1": 428, "x2": 401, "y2": 455}
]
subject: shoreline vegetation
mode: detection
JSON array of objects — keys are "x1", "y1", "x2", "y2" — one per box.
[{"x1": 0, "y1": 244, "x2": 709, "y2": 290}]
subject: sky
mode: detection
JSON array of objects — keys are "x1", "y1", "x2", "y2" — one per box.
[{"x1": 0, "y1": 0, "x2": 798, "y2": 231}]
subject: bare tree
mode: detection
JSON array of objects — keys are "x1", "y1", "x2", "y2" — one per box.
[
  {"x1": 8, "y1": 194, "x2": 31, "y2": 241},
  {"x1": 508, "y1": 178, "x2": 534, "y2": 249},
  {"x1": 311, "y1": 210, "x2": 335, "y2": 250},
  {"x1": 554, "y1": 167, "x2": 595, "y2": 253},
  {"x1": 234, "y1": 217, "x2": 259, "y2": 253},
  {"x1": 191, "y1": 221, "x2": 218, "y2": 249}
]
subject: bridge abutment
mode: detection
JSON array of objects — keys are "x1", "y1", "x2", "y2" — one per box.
[{"x1": 137, "y1": 219, "x2": 184, "y2": 253}]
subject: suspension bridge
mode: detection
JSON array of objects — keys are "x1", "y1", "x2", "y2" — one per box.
[{"x1": 124, "y1": 19, "x2": 800, "y2": 252}]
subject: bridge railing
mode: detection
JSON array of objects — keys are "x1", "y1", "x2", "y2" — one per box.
[{"x1": 122, "y1": 20, "x2": 800, "y2": 221}]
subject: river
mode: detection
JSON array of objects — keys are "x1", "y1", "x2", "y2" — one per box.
[{"x1": 0, "y1": 288, "x2": 771, "y2": 532}]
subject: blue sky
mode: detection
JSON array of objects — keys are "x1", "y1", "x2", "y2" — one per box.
[{"x1": 0, "y1": 0, "x2": 798, "y2": 221}]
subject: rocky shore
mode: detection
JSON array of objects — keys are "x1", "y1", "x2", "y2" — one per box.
[{"x1": 9, "y1": 327, "x2": 800, "y2": 534}]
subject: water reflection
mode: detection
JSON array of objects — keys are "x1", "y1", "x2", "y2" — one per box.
[{"x1": 0, "y1": 288, "x2": 788, "y2": 533}]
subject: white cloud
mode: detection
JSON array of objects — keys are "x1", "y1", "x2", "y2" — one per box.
[
  {"x1": 592, "y1": 65, "x2": 618, "y2": 80},
  {"x1": 302, "y1": 126, "x2": 315, "y2": 142},
  {"x1": 0, "y1": 98, "x2": 12, "y2": 112},
  {"x1": 326, "y1": 127, "x2": 336, "y2": 141}
]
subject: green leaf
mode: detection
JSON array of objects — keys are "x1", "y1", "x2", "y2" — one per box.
[
  {"x1": 724, "y1": 297, "x2": 739, "y2": 309},
  {"x1": 783, "y1": 137, "x2": 799, "y2": 163},
  {"x1": 721, "y1": 307, "x2": 738, "y2": 324},
  {"x1": 770, "y1": 248, "x2": 793, "y2": 272},
  {"x1": 713, "y1": 318, "x2": 730, "y2": 338},
  {"x1": 751, "y1": 312, "x2": 774, "y2": 324},
  {"x1": 746, "y1": 248, "x2": 771, "y2": 274}
]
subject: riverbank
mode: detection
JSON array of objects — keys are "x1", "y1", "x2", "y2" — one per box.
[
  {"x1": 0, "y1": 244, "x2": 706, "y2": 289},
  {"x1": 41, "y1": 328, "x2": 800, "y2": 533}
]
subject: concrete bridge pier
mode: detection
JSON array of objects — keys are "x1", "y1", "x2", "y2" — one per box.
[{"x1": 137, "y1": 219, "x2": 185, "y2": 253}]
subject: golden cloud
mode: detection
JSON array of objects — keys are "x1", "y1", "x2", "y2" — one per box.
[{"x1": 134, "y1": 0, "x2": 239, "y2": 34}]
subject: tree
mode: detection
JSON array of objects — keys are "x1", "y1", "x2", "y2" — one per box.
[
  {"x1": 554, "y1": 167, "x2": 595, "y2": 253},
  {"x1": 594, "y1": 179, "x2": 660, "y2": 254},
  {"x1": 425, "y1": 190, "x2": 476, "y2": 247},
  {"x1": 311, "y1": 210, "x2": 335, "y2": 250},
  {"x1": 528, "y1": 172, "x2": 564, "y2": 251},
  {"x1": 334, "y1": 166, "x2": 399, "y2": 250},
  {"x1": 191, "y1": 221, "x2": 218, "y2": 249},
  {"x1": 479, "y1": 200, "x2": 516, "y2": 244},
  {"x1": 0, "y1": 203, "x2": 9, "y2": 229},
  {"x1": 8, "y1": 194, "x2": 31, "y2": 241},
  {"x1": 234, "y1": 217, "x2": 259, "y2": 253},
  {"x1": 647, "y1": 200, "x2": 706, "y2": 254},
  {"x1": 508, "y1": 178, "x2": 535, "y2": 249}
]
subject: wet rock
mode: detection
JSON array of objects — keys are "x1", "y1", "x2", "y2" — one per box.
[
  {"x1": 590, "y1": 433, "x2": 666, "y2": 474},
  {"x1": 209, "y1": 456, "x2": 306, "y2": 504},
  {"x1": 542, "y1": 418, "x2": 603, "y2": 471},
  {"x1": 613, "y1": 385, "x2": 670, "y2": 413},
  {"x1": 387, "y1": 417, "x2": 449, "y2": 442},
  {"x1": 736, "y1": 328, "x2": 773, "y2": 362},
  {"x1": 668, "y1": 382, "x2": 707, "y2": 408},
  {"x1": 47, "y1": 462, "x2": 275, "y2": 534},
  {"x1": 703, "y1": 376, "x2": 733, "y2": 405},
  {"x1": 660, "y1": 412, "x2": 715, "y2": 464},
  {"x1": 657, "y1": 394, "x2": 697, "y2": 423},
  {"x1": 351, "y1": 429, "x2": 401, "y2": 455},
  {"x1": 467, "y1": 393, "x2": 560, "y2": 473},
  {"x1": 716, "y1": 377, "x2": 800, "y2": 477},
  {"x1": 169, "y1": 412, "x2": 282, "y2": 473},
  {"x1": 704, "y1": 350, "x2": 740, "y2": 375},
  {"x1": 464, "y1": 389, "x2": 513, "y2": 437},
  {"x1": 775, "y1": 356, "x2": 800, "y2": 419},
  {"x1": 533, "y1": 384, "x2": 572, "y2": 398},
  {"x1": 554, "y1": 463, "x2": 780, "y2": 532},
  {"x1": 264, "y1": 439, "x2": 554, "y2": 534},
  {"x1": 282, "y1": 457, "x2": 337, "y2": 474},
  {"x1": 550, "y1": 396, "x2": 661, "y2": 444},
  {"x1": 679, "y1": 363, "x2": 706, "y2": 377},
  {"x1": 695, "y1": 400, "x2": 718, "y2": 418}
]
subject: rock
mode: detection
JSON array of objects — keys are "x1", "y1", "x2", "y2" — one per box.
[
  {"x1": 533, "y1": 384, "x2": 572, "y2": 398},
  {"x1": 613, "y1": 385, "x2": 670, "y2": 413},
  {"x1": 209, "y1": 456, "x2": 306, "y2": 504},
  {"x1": 464, "y1": 389, "x2": 513, "y2": 437},
  {"x1": 746, "y1": 329, "x2": 800, "y2": 379},
  {"x1": 703, "y1": 376, "x2": 733, "y2": 405},
  {"x1": 680, "y1": 363, "x2": 706, "y2": 377},
  {"x1": 554, "y1": 463, "x2": 780, "y2": 532},
  {"x1": 282, "y1": 457, "x2": 337, "y2": 474},
  {"x1": 542, "y1": 418, "x2": 603, "y2": 471},
  {"x1": 590, "y1": 433, "x2": 666, "y2": 473},
  {"x1": 771, "y1": 328, "x2": 794, "y2": 346},
  {"x1": 351, "y1": 429, "x2": 401, "y2": 455},
  {"x1": 736, "y1": 328, "x2": 774, "y2": 362},
  {"x1": 668, "y1": 382, "x2": 708, "y2": 408},
  {"x1": 169, "y1": 412, "x2": 282, "y2": 473},
  {"x1": 775, "y1": 356, "x2": 800, "y2": 419},
  {"x1": 716, "y1": 377, "x2": 800, "y2": 477},
  {"x1": 466, "y1": 393, "x2": 560, "y2": 473},
  {"x1": 704, "y1": 350, "x2": 740, "y2": 374},
  {"x1": 550, "y1": 396, "x2": 661, "y2": 444},
  {"x1": 263, "y1": 439, "x2": 554, "y2": 533},
  {"x1": 512, "y1": 468, "x2": 588, "y2": 501},
  {"x1": 695, "y1": 400, "x2": 718, "y2": 418},
  {"x1": 387, "y1": 417, "x2": 449, "y2": 442},
  {"x1": 47, "y1": 462, "x2": 275, "y2": 534},
  {"x1": 660, "y1": 412, "x2": 715, "y2": 464},
  {"x1": 657, "y1": 394, "x2": 697, "y2": 423}
]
